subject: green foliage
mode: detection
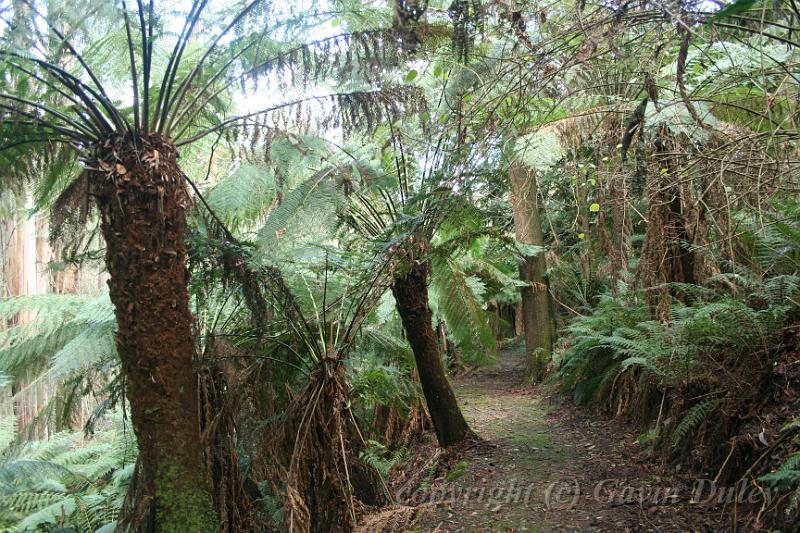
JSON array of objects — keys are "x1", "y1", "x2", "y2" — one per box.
[
  {"x1": 645, "y1": 101, "x2": 719, "y2": 144},
  {"x1": 512, "y1": 129, "x2": 564, "y2": 171},
  {"x1": 672, "y1": 398, "x2": 722, "y2": 446},
  {"x1": 0, "y1": 295, "x2": 94, "y2": 378},
  {"x1": 430, "y1": 256, "x2": 497, "y2": 364},
  {"x1": 2, "y1": 0, "x2": 800, "y2": 529},
  {"x1": 350, "y1": 333, "x2": 416, "y2": 413},
  {"x1": 0, "y1": 415, "x2": 135, "y2": 532},
  {"x1": 256, "y1": 167, "x2": 346, "y2": 261},
  {"x1": 0, "y1": 293, "x2": 117, "y2": 437},
  {"x1": 760, "y1": 451, "x2": 800, "y2": 514},
  {"x1": 557, "y1": 289, "x2": 793, "y2": 407},
  {"x1": 359, "y1": 440, "x2": 408, "y2": 479},
  {"x1": 707, "y1": 0, "x2": 763, "y2": 23},
  {"x1": 206, "y1": 163, "x2": 276, "y2": 231}
]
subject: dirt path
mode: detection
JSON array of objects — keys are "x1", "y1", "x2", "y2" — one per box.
[{"x1": 398, "y1": 345, "x2": 730, "y2": 532}]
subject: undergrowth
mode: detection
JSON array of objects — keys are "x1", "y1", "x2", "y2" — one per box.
[
  {"x1": 0, "y1": 413, "x2": 136, "y2": 532},
  {"x1": 555, "y1": 200, "x2": 800, "y2": 527}
]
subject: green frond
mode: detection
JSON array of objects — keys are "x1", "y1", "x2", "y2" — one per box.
[
  {"x1": 673, "y1": 398, "x2": 722, "y2": 447},
  {"x1": 15, "y1": 494, "x2": 80, "y2": 531},
  {"x1": 350, "y1": 359, "x2": 413, "y2": 410},
  {"x1": 205, "y1": 163, "x2": 276, "y2": 230},
  {"x1": 0, "y1": 322, "x2": 83, "y2": 378},
  {"x1": 0, "y1": 490, "x2": 66, "y2": 516},
  {"x1": 0, "y1": 414, "x2": 15, "y2": 456},
  {"x1": 760, "y1": 453, "x2": 800, "y2": 495},
  {"x1": 619, "y1": 356, "x2": 663, "y2": 375},
  {"x1": 359, "y1": 440, "x2": 408, "y2": 479},
  {"x1": 360, "y1": 325, "x2": 413, "y2": 362},
  {"x1": 0, "y1": 294, "x2": 88, "y2": 320},
  {"x1": 0, "y1": 416, "x2": 135, "y2": 531},
  {"x1": 50, "y1": 321, "x2": 116, "y2": 381},
  {"x1": 431, "y1": 256, "x2": 496, "y2": 365},
  {"x1": 256, "y1": 167, "x2": 345, "y2": 258}
]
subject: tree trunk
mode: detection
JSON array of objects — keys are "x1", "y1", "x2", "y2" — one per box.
[
  {"x1": 637, "y1": 132, "x2": 698, "y2": 320},
  {"x1": 91, "y1": 134, "x2": 217, "y2": 532},
  {"x1": 392, "y1": 259, "x2": 472, "y2": 447},
  {"x1": 509, "y1": 163, "x2": 554, "y2": 382}
]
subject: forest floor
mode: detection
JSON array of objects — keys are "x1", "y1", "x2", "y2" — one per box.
[{"x1": 388, "y1": 344, "x2": 733, "y2": 532}]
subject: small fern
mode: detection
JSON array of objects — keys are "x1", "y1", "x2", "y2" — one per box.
[
  {"x1": 760, "y1": 451, "x2": 800, "y2": 515},
  {"x1": 359, "y1": 440, "x2": 408, "y2": 479},
  {"x1": 672, "y1": 398, "x2": 722, "y2": 446}
]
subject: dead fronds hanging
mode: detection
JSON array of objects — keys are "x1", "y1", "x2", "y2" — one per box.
[{"x1": 267, "y1": 357, "x2": 385, "y2": 533}]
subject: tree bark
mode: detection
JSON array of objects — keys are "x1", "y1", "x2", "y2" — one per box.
[
  {"x1": 509, "y1": 163, "x2": 554, "y2": 382},
  {"x1": 92, "y1": 134, "x2": 217, "y2": 532},
  {"x1": 637, "y1": 132, "x2": 699, "y2": 319},
  {"x1": 392, "y1": 259, "x2": 472, "y2": 447}
]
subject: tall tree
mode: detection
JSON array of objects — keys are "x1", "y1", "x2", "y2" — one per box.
[
  {"x1": 391, "y1": 240, "x2": 473, "y2": 446},
  {"x1": 509, "y1": 162, "x2": 553, "y2": 382},
  {"x1": 342, "y1": 158, "x2": 476, "y2": 447}
]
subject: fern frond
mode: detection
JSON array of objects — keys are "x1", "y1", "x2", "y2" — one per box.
[
  {"x1": 431, "y1": 256, "x2": 497, "y2": 365},
  {"x1": 0, "y1": 414, "x2": 15, "y2": 456},
  {"x1": 673, "y1": 398, "x2": 721, "y2": 446},
  {"x1": 256, "y1": 167, "x2": 344, "y2": 255},
  {"x1": 0, "y1": 294, "x2": 87, "y2": 319},
  {"x1": 620, "y1": 356, "x2": 663, "y2": 375}
]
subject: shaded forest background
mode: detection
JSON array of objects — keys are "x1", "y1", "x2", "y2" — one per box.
[{"x1": 0, "y1": 0, "x2": 798, "y2": 531}]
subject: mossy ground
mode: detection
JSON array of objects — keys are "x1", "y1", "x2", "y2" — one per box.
[{"x1": 401, "y1": 346, "x2": 730, "y2": 532}]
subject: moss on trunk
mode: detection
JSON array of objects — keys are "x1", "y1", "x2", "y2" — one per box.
[
  {"x1": 392, "y1": 258, "x2": 473, "y2": 447},
  {"x1": 91, "y1": 134, "x2": 217, "y2": 532},
  {"x1": 509, "y1": 163, "x2": 554, "y2": 382}
]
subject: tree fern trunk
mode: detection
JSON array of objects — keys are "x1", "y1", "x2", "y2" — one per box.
[
  {"x1": 392, "y1": 259, "x2": 472, "y2": 447},
  {"x1": 92, "y1": 134, "x2": 218, "y2": 532},
  {"x1": 509, "y1": 163, "x2": 554, "y2": 382}
]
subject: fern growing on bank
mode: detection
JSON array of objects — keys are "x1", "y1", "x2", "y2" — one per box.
[
  {"x1": 672, "y1": 398, "x2": 722, "y2": 446},
  {"x1": 557, "y1": 291, "x2": 793, "y2": 404},
  {"x1": 555, "y1": 198, "x2": 800, "y2": 524}
]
